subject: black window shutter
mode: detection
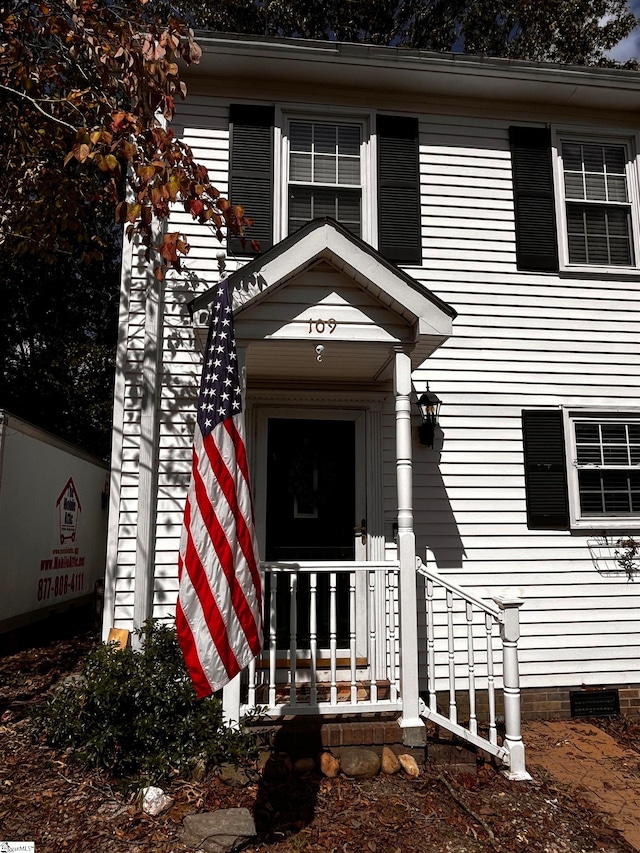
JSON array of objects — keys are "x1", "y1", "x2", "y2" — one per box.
[
  {"x1": 228, "y1": 104, "x2": 274, "y2": 256},
  {"x1": 377, "y1": 115, "x2": 421, "y2": 265},
  {"x1": 509, "y1": 126, "x2": 559, "y2": 273},
  {"x1": 522, "y1": 409, "x2": 569, "y2": 530}
]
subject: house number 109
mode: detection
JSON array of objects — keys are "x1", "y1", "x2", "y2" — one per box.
[{"x1": 308, "y1": 318, "x2": 337, "y2": 334}]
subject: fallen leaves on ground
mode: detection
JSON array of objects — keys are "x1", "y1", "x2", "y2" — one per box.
[{"x1": 0, "y1": 632, "x2": 637, "y2": 853}]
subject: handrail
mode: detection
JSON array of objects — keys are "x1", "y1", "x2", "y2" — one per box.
[{"x1": 416, "y1": 557, "x2": 502, "y2": 621}]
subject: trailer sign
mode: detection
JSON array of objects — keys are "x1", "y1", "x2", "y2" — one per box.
[
  {"x1": 57, "y1": 477, "x2": 81, "y2": 544},
  {"x1": 0, "y1": 411, "x2": 107, "y2": 633}
]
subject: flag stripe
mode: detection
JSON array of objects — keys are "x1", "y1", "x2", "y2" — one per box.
[
  {"x1": 180, "y1": 494, "x2": 241, "y2": 681},
  {"x1": 224, "y1": 418, "x2": 262, "y2": 607},
  {"x1": 175, "y1": 592, "x2": 211, "y2": 698},
  {"x1": 192, "y1": 435, "x2": 261, "y2": 650},
  {"x1": 183, "y1": 462, "x2": 253, "y2": 679},
  {"x1": 203, "y1": 425, "x2": 262, "y2": 613}
]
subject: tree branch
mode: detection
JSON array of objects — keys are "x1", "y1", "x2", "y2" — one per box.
[{"x1": 0, "y1": 84, "x2": 77, "y2": 133}]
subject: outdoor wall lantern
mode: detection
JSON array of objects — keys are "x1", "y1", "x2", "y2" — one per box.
[{"x1": 417, "y1": 387, "x2": 441, "y2": 446}]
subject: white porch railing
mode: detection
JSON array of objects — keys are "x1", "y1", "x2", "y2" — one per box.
[
  {"x1": 239, "y1": 561, "x2": 403, "y2": 716},
  {"x1": 224, "y1": 556, "x2": 529, "y2": 779},
  {"x1": 416, "y1": 559, "x2": 530, "y2": 780}
]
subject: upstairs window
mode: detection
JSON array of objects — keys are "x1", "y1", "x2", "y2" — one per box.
[
  {"x1": 509, "y1": 127, "x2": 640, "y2": 274},
  {"x1": 287, "y1": 120, "x2": 362, "y2": 238},
  {"x1": 561, "y1": 141, "x2": 634, "y2": 267},
  {"x1": 229, "y1": 104, "x2": 421, "y2": 263}
]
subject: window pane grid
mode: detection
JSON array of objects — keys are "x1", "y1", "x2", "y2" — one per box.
[
  {"x1": 562, "y1": 142, "x2": 628, "y2": 204},
  {"x1": 288, "y1": 119, "x2": 362, "y2": 236},
  {"x1": 578, "y1": 470, "x2": 640, "y2": 515},
  {"x1": 575, "y1": 419, "x2": 640, "y2": 516},
  {"x1": 566, "y1": 203, "x2": 633, "y2": 266},
  {"x1": 575, "y1": 422, "x2": 640, "y2": 466},
  {"x1": 289, "y1": 121, "x2": 361, "y2": 188},
  {"x1": 562, "y1": 140, "x2": 634, "y2": 267}
]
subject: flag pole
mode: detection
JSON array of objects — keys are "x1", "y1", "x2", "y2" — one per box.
[
  {"x1": 216, "y1": 251, "x2": 244, "y2": 729},
  {"x1": 223, "y1": 316, "x2": 246, "y2": 728}
]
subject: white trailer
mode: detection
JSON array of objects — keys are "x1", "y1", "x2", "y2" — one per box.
[{"x1": 0, "y1": 411, "x2": 108, "y2": 632}]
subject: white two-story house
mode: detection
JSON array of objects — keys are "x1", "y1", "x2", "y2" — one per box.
[{"x1": 102, "y1": 34, "x2": 640, "y2": 774}]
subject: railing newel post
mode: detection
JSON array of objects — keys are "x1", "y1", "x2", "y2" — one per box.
[
  {"x1": 222, "y1": 673, "x2": 241, "y2": 728},
  {"x1": 493, "y1": 591, "x2": 532, "y2": 781}
]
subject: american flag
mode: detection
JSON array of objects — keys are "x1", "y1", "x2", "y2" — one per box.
[{"x1": 176, "y1": 281, "x2": 262, "y2": 698}]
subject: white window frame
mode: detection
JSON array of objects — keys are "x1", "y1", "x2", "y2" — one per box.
[
  {"x1": 563, "y1": 407, "x2": 640, "y2": 529},
  {"x1": 553, "y1": 128, "x2": 640, "y2": 275},
  {"x1": 274, "y1": 107, "x2": 376, "y2": 247}
]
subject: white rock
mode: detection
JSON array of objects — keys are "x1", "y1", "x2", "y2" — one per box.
[{"x1": 141, "y1": 785, "x2": 174, "y2": 816}]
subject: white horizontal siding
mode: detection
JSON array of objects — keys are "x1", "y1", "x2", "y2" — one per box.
[
  {"x1": 107, "y1": 91, "x2": 640, "y2": 696},
  {"x1": 411, "y1": 110, "x2": 640, "y2": 690}
]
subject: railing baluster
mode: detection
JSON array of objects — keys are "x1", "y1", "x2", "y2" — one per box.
[
  {"x1": 446, "y1": 588, "x2": 457, "y2": 724},
  {"x1": 466, "y1": 601, "x2": 477, "y2": 736},
  {"x1": 350, "y1": 571, "x2": 357, "y2": 704},
  {"x1": 395, "y1": 571, "x2": 401, "y2": 701},
  {"x1": 330, "y1": 572, "x2": 337, "y2": 706},
  {"x1": 426, "y1": 577, "x2": 436, "y2": 713},
  {"x1": 369, "y1": 570, "x2": 377, "y2": 704},
  {"x1": 269, "y1": 572, "x2": 278, "y2": 708},
  {"x1": 253, "y1": 562, "x2": 403, "y2": 717},
  {"x1": 310, "y1": 572, "x2": 318, "y2": 706},
  {"x1": 248, "y1": 657, "x2": 256, "y2": 709},
  {"x1": 385, "y1": 569, "x2": 398, "y2": 703},
  {"x1": 486, "y1": 612, "x2": 497, "y2": 746},
  {"x1": 289, "y1": 572, "x2": 297, "y2": 708}
]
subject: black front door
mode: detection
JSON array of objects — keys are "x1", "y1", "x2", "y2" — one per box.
[
  {"x1": 265, "y1": 417, "x2": 356, "y2": 648},
  {"x1": 266, "y1": 418, "x2": 356, "y2": 561}
]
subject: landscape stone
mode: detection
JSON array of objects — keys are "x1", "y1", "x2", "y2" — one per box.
[
  {"x1": 399, "y1": 753, "x2": 420, "y2": 778},
  {"x1": 381, "y1": 746, "x2": 401, "y2": 774},
  {"x1": 217, "y1": 763, "x2": 254, "y2": 787},
  {"x1": 257, "y1": 749, "x2": 272, "y2": 771},
  {"x1": 189, "y1": 757, "x2": 207, "y2": 782},
  {"x1": 140, "y1": 786, "x2": 174, "y2": 816},
  {"x1": 294, "y1": 756, "x2": 316, "y2": 774},
  {"x1": 180, "y1": 808, "x2": 256, "y2": 853},
  {"x1": 340, "y1": 747, "x2": 380, "y2": 778},
  {"x1": 262, "y1": 754, "x2": 293, "y2": 778},
  {"x1": 319, "y1": 752, "x2": 340, "y2": 778}
]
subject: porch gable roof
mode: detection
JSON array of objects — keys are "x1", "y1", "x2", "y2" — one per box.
[{"x1": 189, "y1": 218, "x2": 456, "y2": 342}]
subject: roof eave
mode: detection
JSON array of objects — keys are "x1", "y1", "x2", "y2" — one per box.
[{"x1": 187, "y1": 33, "x2": 640, "y2": 113}]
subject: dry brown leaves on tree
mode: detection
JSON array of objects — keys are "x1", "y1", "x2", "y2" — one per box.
[{"x1": 0, "y1": 0, "x2": 254, "y2": 278}]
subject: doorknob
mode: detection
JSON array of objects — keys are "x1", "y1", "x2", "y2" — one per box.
[{"x1": 354, "y1": 518, "x2": 367, "y2": 545}]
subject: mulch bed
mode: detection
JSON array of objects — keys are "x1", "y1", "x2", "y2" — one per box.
[{"x1": 0, "y1": 631, "x2": 637, "y2": 853}]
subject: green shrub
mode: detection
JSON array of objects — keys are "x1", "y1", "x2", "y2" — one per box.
[{"x1": 34, "y1": 619, "x2": 256, "y2": 783}]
